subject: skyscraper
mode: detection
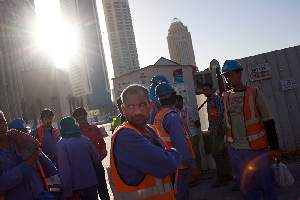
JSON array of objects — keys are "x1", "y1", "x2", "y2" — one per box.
[
  {"x1": 0, "y1": 0, "x2": 35, "y2": 120},
  {"x1": 167, "y1": 18, "x2": 196, "y2": 66},
  {"x1": 60, "y1": 0, "x2": 112, "y2": 110},
  {"x1": 102, "y1": 0, "x2": 139, "y2": 77}
]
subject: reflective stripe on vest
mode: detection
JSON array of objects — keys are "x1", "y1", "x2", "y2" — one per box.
[
  {"x1": 110, "y1": 122, "x2": 175, "y2": 200},
  {"x1": 115, "y1": 179, "x2": 173, "y2": 200},
  {"x1": 223, "y1": 86, "x2": 268, "y2": 150},
  {"x1": 153, "y1": 108, "x2": 174, "y2": 149},
  {"x1": 153, "y1": 107, "x2": 195, "y2": 168}
]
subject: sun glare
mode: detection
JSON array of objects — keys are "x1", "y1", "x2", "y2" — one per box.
[{"x1": 34, "y1": 0, "x2": 78, "y2": 70}]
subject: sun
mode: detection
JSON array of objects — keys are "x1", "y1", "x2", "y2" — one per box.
[{"x1": 34, "y1": 0, "x2": 78, "y2": 70}]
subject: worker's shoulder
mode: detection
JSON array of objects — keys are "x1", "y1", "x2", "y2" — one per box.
[
  {"x1": 116, "y1": 128, "x2": 139, "y2": 138},
  {"x1": 164, "y1": 110, "x2": 180, "y2": 120},
  {"x1": 115, "y1": 128, "x2": 141, "y2": 143},
  {"x1": 88, "y1": 124, "x2": 98, "y2": 130}
]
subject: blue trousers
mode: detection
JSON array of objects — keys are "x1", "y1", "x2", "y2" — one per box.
[
  {"x1": 176, "y1": 169, "x2": 189, "y2": 200},
  {"x1": 227, "y1": 145, "x2": 277, "y2": 200}
]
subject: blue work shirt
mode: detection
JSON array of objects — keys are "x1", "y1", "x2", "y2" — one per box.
[
  {"x1": 41, "y1": 128, "x2": 59, "y2": 167},
  {"x1": 162, "y1": 107, "x2": 195, "y2": 170},
  {"x1": 0, "y1": 149, "x2": 45, "y2": 200},
  {"x1": 114, "y1": 126, "x2": 181, "y2": 185},
  {"x1": 57, "y1": 135, "x2": 99, "y2": 197}
]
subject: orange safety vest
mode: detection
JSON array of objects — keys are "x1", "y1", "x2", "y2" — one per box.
[
  {"x1": 37, "y1": 125, "x2": 60, "y2": 145},
  {"x1": 223, "y1": 86, "x2": 269, "y2": 150},
  {"x1": 153, "y1": 107, "x2": 195, "y2": 169},
  {"x1": 110, "y1": 122, "x2": 175, "y2": 200}
]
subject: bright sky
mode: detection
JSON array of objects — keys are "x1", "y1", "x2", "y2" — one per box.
[
  {"x1": 35, "y1": 0, "x2": 300, "y2": 82},
  {"x1": 34, "y1": 0, "x2": 78, "y2": 69},
  {"x1": 126, "y1": 0, "x2": 300, "y2": 69}
]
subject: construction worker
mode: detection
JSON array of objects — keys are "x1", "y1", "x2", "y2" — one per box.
[
  {"x1": 72, "y1": 107, "x2": 110, "y2": 200},
  {"x1": 33, "y1": 109, "x2": 60, "y2": 167},
  {"x1": 8, "y1": 118, "x2": 28, "y2": 133},
  {"x1": 8, "y1": 118, "x2": 62, "y2": 197},
  {"x1": 154, "y1": 83, "x2": 195, "y2": 200},
  {"x1": 111, "y1": 97, "x2": 126, "y2": 132},
  {"x1": 148, "y1": 75, "x2": 169, "y2": 124},
  {"x1": 201, "y1": 83, "x2": 232, "y2": 187},
  {"x1": 222, "y1": 60, "x2": 279, "y2": 199},
  {"x1": 110, "y1": 84, "x2": 181, "y2": 200},
  {"x1": 0, "y1": 111, "x2": 55, "y2": 200},
  {"x1": 57, "y1": 117, "x2": 100, "y2": 200},
  {"x1": 175, "y1": 95, "x2": 202, "y2": 171}
]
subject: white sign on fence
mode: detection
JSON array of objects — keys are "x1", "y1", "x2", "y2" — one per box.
[
  {"x1": 280, "y1": 79, "x2": 297, "y2": 91},
  {"x1": 248, "y1": 63, "x2": 271, "y2": 81}
]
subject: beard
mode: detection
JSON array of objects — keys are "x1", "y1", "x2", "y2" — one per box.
[{"x1": 127, "y1": 115, "x2": 147, "y2": 127}]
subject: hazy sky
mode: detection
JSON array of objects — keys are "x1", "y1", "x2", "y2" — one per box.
[{"x1": 97, "y1": 0, "x2": 300, "y2": 81}]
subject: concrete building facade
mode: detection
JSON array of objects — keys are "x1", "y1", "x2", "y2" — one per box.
[
  {"x1": 60, "y1": 0, "x2": 112, "y2": 110},
  {"x1": 113, "y1": 57, "x2": 199, "y2": 118},
  {"x1": 0, "y1": 0, "x2": 35, "y2": 120},
  {"x1": 102, "y1": 0, "x2": 139, "y2": 77},
  {"x1": 21, "y1": 67, "x2": 73, "y2": 126},
  {"x1": 167, "y1": 18, "x2": 196, "y2": 66}
]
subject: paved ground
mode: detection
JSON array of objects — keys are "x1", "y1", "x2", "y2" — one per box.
[
  {"x1": 190, "y1": 159, "x2": 300, "y2": 200},
  {"x1": 101, "y1": 124, "x2": 300, "y2": 200}
]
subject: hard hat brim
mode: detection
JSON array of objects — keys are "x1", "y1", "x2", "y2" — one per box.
[{"x1": 221, "y1": 68, "x2": 243, "y2": 75}]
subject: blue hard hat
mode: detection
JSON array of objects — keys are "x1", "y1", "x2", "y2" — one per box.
[
  {"x1": 149, "y1": 83, "x2": 157, "y2": 101},
  {"x1": 9, "y1": 118, "x2": 27, "y2": 129},
  {"x1": 155, "y1": 82, "x2": 176, "y2": 100},
  {"x1": 150, "y1": 75, "x2": 169, "y2": 85},
  {"x1": 222, "y1": 60, "x2": 243, "y2": 75}
]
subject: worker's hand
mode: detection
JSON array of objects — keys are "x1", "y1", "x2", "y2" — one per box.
[
  {"x1": 26, "y1": 150, "x2": 40, "y2": 166},
  {"x1": 271, "y1": 150, "x2": 281, "y2": 162}
]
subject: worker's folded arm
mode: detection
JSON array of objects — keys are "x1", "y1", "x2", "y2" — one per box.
[{"x1": 114, "y1": 129, "x2": 180, "y2": 179}]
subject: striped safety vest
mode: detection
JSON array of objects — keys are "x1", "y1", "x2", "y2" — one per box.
[
  {"x1": 110, "y1": 122, "x2": 175, "y2": 200},
  {"x1": 223, "y1": 86, "x2": 269, "y2": 150},
  {"x1": 154, "y1": 107, "x2": 195, "y2": 169}
]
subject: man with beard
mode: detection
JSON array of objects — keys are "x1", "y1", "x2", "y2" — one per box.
[
  {"x1": 33, "y1": 109, "x2": 60, "y2": 167},
  {"x1": 110, "y1": 84, "x2": 181, "y2": 200}
]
